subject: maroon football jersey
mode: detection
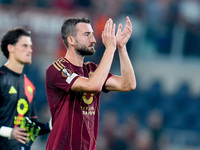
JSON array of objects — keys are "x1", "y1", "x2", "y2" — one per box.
[{"x1": 45, "y1": 57, "x2": 112, "y2": 150}]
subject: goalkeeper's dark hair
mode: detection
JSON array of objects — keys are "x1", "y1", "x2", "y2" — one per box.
[
  {"x1": 1, "y1": 28, "x2": 31, "y2": 59},
  {"x1": 61, "y1": 17, "x2": 91, "y2": 48}
]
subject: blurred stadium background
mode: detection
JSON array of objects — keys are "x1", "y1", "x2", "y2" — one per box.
[{"x1": 0, "y1": 0, "x2": 200, "y2": 149}]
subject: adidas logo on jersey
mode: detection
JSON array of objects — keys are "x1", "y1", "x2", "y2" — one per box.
[{"x1": 9, "y1": 86, "x2": 17, "y2": 94}]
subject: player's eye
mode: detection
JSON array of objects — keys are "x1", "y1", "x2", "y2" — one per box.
[{"x1": 84, "y1": 32, "x2": 90, "y2": 36}]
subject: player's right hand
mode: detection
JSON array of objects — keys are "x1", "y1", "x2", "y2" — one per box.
[
  {"x1": 11, "y1": 127, "x2": 29, "y2": 144},
  {"x1": 101, "y1": 18, "x2": 116, "y2": 51}
]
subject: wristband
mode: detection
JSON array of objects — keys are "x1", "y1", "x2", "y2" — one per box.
[{"x1": 0, "y1": 126, "x2": 12, "y2": 139}]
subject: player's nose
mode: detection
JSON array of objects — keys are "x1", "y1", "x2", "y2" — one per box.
[{"x1": 89, "y1": 35, "x2": 96, "y2": 43}]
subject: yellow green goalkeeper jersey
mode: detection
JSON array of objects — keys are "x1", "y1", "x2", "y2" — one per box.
[{"x1": 0, "y1": 65, "x2": 36, "y2": 150}]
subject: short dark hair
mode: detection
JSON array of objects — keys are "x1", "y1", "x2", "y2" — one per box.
[
  {"x1": 61, "y1": 17, "x2": 91, "y2": 48},
  {"x1": 1, "y1": 28, "x2": 31, "y2": 59}
]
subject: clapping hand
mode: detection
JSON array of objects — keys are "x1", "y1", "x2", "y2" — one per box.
[
  {"x1": 116, "y1": 16, "x2": 132, "y2": 49},
  {"x1": 102, "y1": 18, "x2": 116, "y2": 51}
]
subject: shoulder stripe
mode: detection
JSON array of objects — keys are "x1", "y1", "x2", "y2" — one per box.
[
  {"x1": 52, "y1": 57, "x2": 69, "y2": 71},
  {"x1": 58, "y1": 57, "x2": 69, "y2": 64},
  {"x1": 52, "y1": 62, "x2": 62, "y2": 71},
  {"x1": 58, "y1": 61, "x2": 66, "y2": 68},
  {"x1": 61, "y1": 57, "x2": 69, "y2": 63},
  {"x1": 55, "y1": 61, "x2": 63, "y2": 69}
]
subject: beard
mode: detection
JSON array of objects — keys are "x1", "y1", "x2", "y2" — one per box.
[{"x1": 75, "y1": 43, "x2": 96, "y2": 56}]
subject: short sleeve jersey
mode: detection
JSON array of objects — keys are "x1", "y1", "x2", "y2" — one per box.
[
  {"x1": 0, "y1": 65, "x2": 36, "y2": 150},
  {"x1": 45, "y1": 57, "x2": 112, "y2": 150}
]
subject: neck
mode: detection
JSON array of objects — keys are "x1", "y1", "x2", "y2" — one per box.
[
  {"x1": 4, "y1": 60, "x2": 24, "y2": 74},
  {"x1": 64, "y1": 49, "x2": 84, "y2": 67}
]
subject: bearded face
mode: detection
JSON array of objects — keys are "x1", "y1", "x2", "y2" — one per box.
[{"x1": 75, "y1": 39, "x2": 96, "y2": 56}]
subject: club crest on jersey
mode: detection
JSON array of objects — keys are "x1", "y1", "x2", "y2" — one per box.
[{"x1": 61, "y1": 68, "x2": 78, "y2": 84}]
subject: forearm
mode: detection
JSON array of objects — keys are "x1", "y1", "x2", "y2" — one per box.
[
  {"x1": 88, "y1": 48, "x2": 115, "y2": 91},
  {"x1": 32, "y1": 118, "x2": 52, "y2": 135},
  {"x1": 118, "y1": 46, "x2": 136, "y2": 91},
  {"x1": 88, "y1": 18, "x2": 116, "y2": 91},
  {"x1": 71, "y1": 48, "x2": 115, "y2": 93},
  {"x1": 34, "y1": 121, "x2": 51, "y2": 135}
]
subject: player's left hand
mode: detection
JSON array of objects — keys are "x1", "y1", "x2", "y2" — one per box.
[{"x1": 116, "y1": 16, "x2": 132, "y2": 49}]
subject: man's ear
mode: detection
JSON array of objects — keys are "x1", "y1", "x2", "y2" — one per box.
[
  {"x1": 67, "y1": 36, "x2": 75, "y2": 46},
  {"x1": 7, "y1": 44, "x2": 14, "y2": 53}
]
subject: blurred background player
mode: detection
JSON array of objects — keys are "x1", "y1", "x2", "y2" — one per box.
[{"x1": 0, "y1": 28, "x2": 51, "y2": 150}]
